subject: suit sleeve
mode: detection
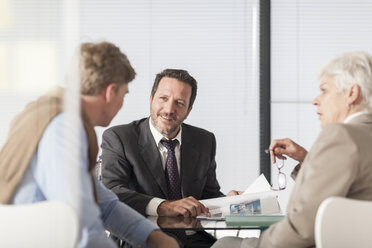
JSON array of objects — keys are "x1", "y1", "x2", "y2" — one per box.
[
  {"x1": 101, "y1": 128, "x2": 153, "y2": 215},
  {"x1": 258, "y1": 124, "x2": 359, "y2": 248},
  {"x1": 201, "y1": 133, "x2": 224, "y2": 199}
]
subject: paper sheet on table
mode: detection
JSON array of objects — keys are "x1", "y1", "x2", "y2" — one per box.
[
  {"x1": 198, "y1": 174, "x2": 280, "y2": 218},
  {"x1": 243, "y1": 173, "x2": 272, "y2": 194}
]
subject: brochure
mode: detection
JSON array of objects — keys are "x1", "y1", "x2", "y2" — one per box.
[{"x1": 197, "y1": 174, "x2": 281, "y2": 220}]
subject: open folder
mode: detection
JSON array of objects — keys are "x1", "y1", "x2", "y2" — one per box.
[{"x1": 197, "y1": 174, "x2": 282, "y2": 220}]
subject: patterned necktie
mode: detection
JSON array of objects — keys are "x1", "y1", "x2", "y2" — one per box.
[
  {"x1": 161, "y1": 139, "x2": 182, "y2": 200},
  {"x1": 161, "y1": 139, "x2": 188, "y2": 244}
]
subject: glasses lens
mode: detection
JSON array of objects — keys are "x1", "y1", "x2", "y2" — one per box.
[
  {"x1": 278, "y1": 172, "x2": 287, "y2": 190},
  {"x1": 276, "y1": 159, "x2": 284, "y2": 169}
]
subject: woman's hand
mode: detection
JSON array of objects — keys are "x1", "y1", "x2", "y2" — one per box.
[{"x1": 269, "y1": 138, "x2": 308, "y2": 164}]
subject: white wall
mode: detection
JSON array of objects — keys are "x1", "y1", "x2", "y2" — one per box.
[
  {"x1": 86, "y1": 0, "x2": 260, "y2": 193},
  {"x1": 3, "y1": 0, "x2": 371, "y2": 204},
  {"x1": 0, "y1": 0, "x2": 260, "y2": 194}
]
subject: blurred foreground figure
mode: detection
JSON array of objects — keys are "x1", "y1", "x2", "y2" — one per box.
[{"x1": 0, "y1": 41, "x2": 178, "y2": 248}]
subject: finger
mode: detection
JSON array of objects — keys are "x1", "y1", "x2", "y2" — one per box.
[
  {"x1": 269, "y1": 139, "x2": 279, "y2": 150},
  {"x1": 227, "y1": 190, "x2": 238, "y2": 196},
  {"x1": 188, "y1": 205, "x2": 197, "y2": 217},
  {"x1": 190, "y1": 218, "x2": 197, "y2": 226},
  {"x1": 269, "y1": 139, "x2": 286, "y2": 149},
  {"x1": 229, "y1": 190, "x2": 244, "y2": 196},
  {"x1": 182, "y1": 197, "x2": 209, "y2": 216},
  {"x1": 274, "y1": 147, "x2": 286, "y2": 156},
  {"x1": 270, "y1": 149, "x2": 276, "y2": 164},
  {"x1": 200, "y1": 203, "x2": 210, "y2": 216},
  {"x1": 192, "y1": 203, "x2": 204, "y2": 217},
  {"x1": 195, "y1": 204, "x2": 202, "y2": 216},
  {"x1": 186, "y1": 196, "x2": 198, "y2": 202},
  {"x1": 183, "y1": 210, "x2": 190, "y2": 218},
  {"x1": 175, "y1": 205, "x2": 189, "y2": 217},
  {"x1": 276, "y1": 154, "x2": 287, "y2": 160},
  {"x1": 179, "y1": 199, "x2": 199, "y2": 217},
  {"x1": 184, "y1": 217, "x2": 192, "y2": 225}
]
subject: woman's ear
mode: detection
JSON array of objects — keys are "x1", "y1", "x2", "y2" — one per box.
[{"x1": 347, "y1": 84, "x2": 361, "y2": 105}]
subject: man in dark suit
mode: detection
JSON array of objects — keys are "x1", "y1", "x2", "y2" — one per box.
[{"x1": 101, "y1": 69, "x2": 227, "y2": 247}]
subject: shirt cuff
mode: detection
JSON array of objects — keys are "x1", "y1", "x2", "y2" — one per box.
[{"x1": 146, "y1": 197, "x2": 165, "y2": 216}]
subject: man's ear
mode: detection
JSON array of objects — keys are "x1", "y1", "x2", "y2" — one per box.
[
  {"x1": 103, "y1": 83, "x2": 117, "y2": 103},
  {"x1": 347, "y1": 84, "x2": 361, "y2": 105},
  {"x1": 185, "y1": 106, "x2": 193, "y2": 119}
]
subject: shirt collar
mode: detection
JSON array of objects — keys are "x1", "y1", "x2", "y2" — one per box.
[
  {"x1": 149, "y1": 117, "x2": 182, "y2": 146},
  {"x1": 344, "y1": 110, "x2": 369, "y2": 123}
]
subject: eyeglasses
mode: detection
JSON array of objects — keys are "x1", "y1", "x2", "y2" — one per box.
[{"x1": 271, "y1": 158, "x2": 287, "y2": 191}]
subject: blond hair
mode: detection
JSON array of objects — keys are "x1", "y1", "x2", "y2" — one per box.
[{"x1": 80, "y1": 41, "x2": 136, "y2": 95}]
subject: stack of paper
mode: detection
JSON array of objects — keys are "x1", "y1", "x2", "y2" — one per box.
[{"x1": 197, "y1": 174, "x2": 282, "y2": 220}]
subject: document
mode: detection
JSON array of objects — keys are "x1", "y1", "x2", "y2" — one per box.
[{"x1": 197, "y1": 174, "x2": 281, "y2": 220}]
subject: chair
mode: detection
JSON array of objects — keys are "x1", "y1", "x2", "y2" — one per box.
[
  {"x1": 0, "y1": 201, "x2": 79, "y2": 248},
  {"x1": 315, "y1": 196, "x2": 372, "y2": 248}
]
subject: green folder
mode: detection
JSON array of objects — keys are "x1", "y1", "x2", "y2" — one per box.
[{"x1": 225, "y1": 215, "x2": 284, "y2": 228}]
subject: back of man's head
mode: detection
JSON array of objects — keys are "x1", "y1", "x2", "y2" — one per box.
[{"x1": 80, "y1": 42, "x2": 136, "y2": 95}]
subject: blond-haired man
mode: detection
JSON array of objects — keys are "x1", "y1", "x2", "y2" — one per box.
[{"x1": 0, "y1": 42, "x2": 178, "y2": 248}]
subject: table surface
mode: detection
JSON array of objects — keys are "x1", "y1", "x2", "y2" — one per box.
[{"x1": 147, "y1": 216, "x2": 267, "y2": 231}]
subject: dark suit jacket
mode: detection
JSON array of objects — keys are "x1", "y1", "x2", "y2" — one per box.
[{"x1": 101, "y1": 117, "x2": 224, "y2": 215}]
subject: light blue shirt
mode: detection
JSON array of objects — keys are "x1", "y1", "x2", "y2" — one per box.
[{"x1": 10, "y1": 113, "x2": 157, "y2": 248}]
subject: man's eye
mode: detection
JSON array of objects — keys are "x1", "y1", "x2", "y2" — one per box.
[{"x1": 177, "y1": 101, "x2": 185, "y2": 106}]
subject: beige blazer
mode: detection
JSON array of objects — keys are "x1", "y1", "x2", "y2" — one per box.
[{"x1": 259, "y1": 113, "x2": 372, "y2": 248}]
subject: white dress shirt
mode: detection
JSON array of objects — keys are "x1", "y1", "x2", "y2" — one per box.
[
  {"x1": 344, "y1": 110, "x2": 368, "y2": 123},
  {"x1": 145, "y1": 117, "x2": 183, "y2": 216}
]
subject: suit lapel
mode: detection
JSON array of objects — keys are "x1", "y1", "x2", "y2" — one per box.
[
  {"x1": 180, "y1": 126, "x2": 200, "y2": 197},
  {"x1": 138, "y1": 118, "x2": 169, "y2": 198}
]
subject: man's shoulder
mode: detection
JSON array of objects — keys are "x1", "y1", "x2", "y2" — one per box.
[{"x1": 182, "y1": 122, "x2": 214, "y2": 137}]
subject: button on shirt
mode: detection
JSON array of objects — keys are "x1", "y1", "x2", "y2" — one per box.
[{"x1": 145, "y1": 118, "x2": 182, "y2": 216}]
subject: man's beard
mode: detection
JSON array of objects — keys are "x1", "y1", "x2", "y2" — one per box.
[{"x1": 151, "y1": 111, "x2": 182, "y2": 137}]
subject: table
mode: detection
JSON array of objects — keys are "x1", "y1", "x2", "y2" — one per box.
[{"x1": 147, "y1": 216, "x2": 263, "y2": 239}]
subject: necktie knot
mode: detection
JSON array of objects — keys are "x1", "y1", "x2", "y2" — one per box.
[{"x1": 161, "y1": 139, "x2": 178, "y2": 151}]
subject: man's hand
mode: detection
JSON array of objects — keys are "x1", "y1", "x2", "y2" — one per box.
[
  {"x1": 226, "y1": 190, "x2": 243, "y2": 196},
  {"x1": 157, "y1": 196, "x2": 210, "y2": 217},
  {"x1": 147, "y1": 230, "x2": 179, "y2": 248},
  {"x1": 269, "y1": 138, "x2": 308, "y2": 164}
]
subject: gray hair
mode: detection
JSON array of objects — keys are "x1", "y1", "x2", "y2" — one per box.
[{"x1": 319, "y1": 51, "x2": 372, "y2": 112}]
